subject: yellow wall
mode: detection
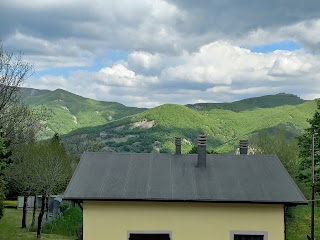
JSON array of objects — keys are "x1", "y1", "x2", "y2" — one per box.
[{"x1": 83, "y1": 201, "x2": 284, "y2": 240}]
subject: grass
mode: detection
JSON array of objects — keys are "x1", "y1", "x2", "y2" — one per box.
[
  {"x1": 0, "y1": 208, "x2": 75, "y2": 240},
  {"x1": 286, "y1": 205, "x2": 320, "y2": 240}
]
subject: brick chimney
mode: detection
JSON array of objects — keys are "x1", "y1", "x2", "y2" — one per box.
[
  {"x1": 175, "y1": 137, "x2": 181, "y2": 155},
  {"x1": 239, "y1": 140, "x2": 248, "y2": 155},
  {"x1": 197, "y1": 135, "x2": 207, "y2": 168}
]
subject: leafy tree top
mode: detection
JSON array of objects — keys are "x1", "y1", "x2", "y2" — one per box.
[{"x1": 298, "y1": 99, "x2": 320, "y2": 193}]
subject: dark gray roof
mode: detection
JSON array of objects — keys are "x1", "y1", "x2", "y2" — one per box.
[{"x1": 64, "y1": 152, "x2": 307, "y2": 205}]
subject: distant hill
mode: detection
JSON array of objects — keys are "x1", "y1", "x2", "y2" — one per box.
[
  {"x1": 186, "y1": 93, "x2": 306, "y2": 112},
  {"x1": 21, "y1": 87, "x2": 317, "y2": 155},
  {"x1": 62, "y1": 100, "x2": 317, "y2": 155},
  {"x1": 21, "y1": 87, "x2": 51, "y2": 97},
  {"x1": 23, "y1": 88, "x2": 146, "y2": 139}
]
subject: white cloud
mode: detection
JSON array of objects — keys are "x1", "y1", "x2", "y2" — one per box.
[
  {"x1": 236, "y1": 19, "x2": 320, "y2": 52},
  {"x1": 3, "y1": 0, "x2": 320, "y2": 106},
  {"x1": 99, "y1": 64, "x2": 159, "y2": 88},
  {"x1": 4, "y1": 31, "x2": 94, "y2": 70},
  {"x1": 128, "y1": 51, "x2": 162, "y2": 70},
  {"x1": 27, "y1": 41, "x2": 320, "y2": 107}
]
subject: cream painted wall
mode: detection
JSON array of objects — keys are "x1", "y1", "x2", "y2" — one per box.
[{"x1": 83, "y1": 201, "x2": 284, "y2": 240}]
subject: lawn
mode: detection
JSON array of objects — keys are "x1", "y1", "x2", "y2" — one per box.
[
  {"x1": 286, "y1": 205, "x2": 320, "y2": 240},
  {"x1": 0, "y1": 208, "x2": 75, "y2": 240}
]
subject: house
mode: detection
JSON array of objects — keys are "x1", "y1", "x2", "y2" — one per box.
[{"x1": 64, "y1": 136, "x2": 307, "y2": 240}]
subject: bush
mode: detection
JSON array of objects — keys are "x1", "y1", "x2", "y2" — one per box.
[
  {"x1": 3, "y1": 200, "x2": 17, "y2": 208},
  {"x1": 59, "y1": 204, "x2": 69, "y2": 213},
  {"x1": 38, "y1": 207, "x2": 83, "y2": 237}
]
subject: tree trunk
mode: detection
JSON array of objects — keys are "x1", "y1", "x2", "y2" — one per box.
[
  {"x1": 21, "y1": 195, "x2": 27, "y2": 228},
  {"x1": 45, "y1": 196, "x2": 49, "y2": 221},
  {"x1": 37, "y1": 195, "x2": 46, "y2": 239},
  {"x1": 30, "y1": 195, "x2": 37, "y2": 230}
]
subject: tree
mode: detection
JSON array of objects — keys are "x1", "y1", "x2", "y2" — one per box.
[
  {"x1": 5, "y1": 134, "x2": 73, "y2": 235},
  {"x1": 64, "y1": 133, "x2": 103, "y2": 158},
  {"x1": 30, "y1": 135, "x2": 73, "y2": 239},
  {"x1": 0, "y1": 42, "x2": 33, "y2": 118},
  {"x1": 0, "y1": 131, "x2": 9, "y2": 171},
  {"x1": 5, "y1": 144, "x2": 37, "y2": 228},
  {"x1": 2, "y1": 105, "x2": 48, "y2": 200},
  {"x1": 298, "y1": 99, "x2": 320, "y2": 194},
  {"x1": 0, "y1": 43, "x2": 45, "y2": 153},
  {"x1": 251, "y1": 129, "x2": 300, "y2": 179},
  {"x1": 0, "y1": 134, "x2": 6, "y2": 220}
]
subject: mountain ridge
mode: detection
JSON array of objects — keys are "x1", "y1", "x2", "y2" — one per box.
[{"x1": 20, "y1": 87, "x2": 317, "y2": 155}]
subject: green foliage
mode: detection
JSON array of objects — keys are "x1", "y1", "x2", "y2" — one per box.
[
  {"x1": 186, "y1": 93, "x2": 305, "y2": 112},
  {"x1": 62, "y1": 100, "x2": 317, "y2": 155},
  {"x1": 286, "y1": 205, "x2": 320, "y2": 240},
  {"x1": 0, "y1": 208, "x2": 73, "y2": 239},
  {"x1": 0, "y1": 130, "x2": 11, "y2": 165},
  {"x1": 3, "y1": 200, "x2": 17, "y2": 208},
  {"x1": 251, "y1": 128, "x2": 300, "y2": 179},
  {"x1": 187, "y1": 145, "x2": 220, "y2": 154},
  {"x1": 39, "y1": 207, "x2": 83, "y2": 238},
  {"x1": 21, "y1": 89, "x2": 319, "y2": 156},
  {"x1": 23, "y1": 88, "x2": 146, "y2": 139},
  {"x1": 298, "y1": 99, "x2": 320, "y2": 193},
  {"x1": 59, "y1": 204, "x2": 69, "y2": 214},
  {"x1": 0, "y1": 176, "x2": 4, "y2": 220},
  {"x1": 0, "y1": 135, "x2": 7, "y2": 158},
  {"x1": 188, "y1": 145, "x2": 198, "y2": 154},
  {"x1": 6, "y1": 133, "x2": 73, "y2": 198}
]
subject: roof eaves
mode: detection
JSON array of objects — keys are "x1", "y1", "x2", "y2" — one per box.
[{"x1": 62, "y1": 197, "x2": 308, "y2": 205}]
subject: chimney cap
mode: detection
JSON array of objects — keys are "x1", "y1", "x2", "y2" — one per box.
[
  {"x1": 197, "y1": 134, "x2": 207, "y2": 167},
  {"x1": 239, "y1": 140, "x2": 249, "y2": 155},
  {"x1": 239, "y1": 140, "x2": 248, "y2": 146},
  {"x1": 198, "y1": 135, "x2": 207, "y2": 146},
  {"x1": 175, "y1": 137, "x2": 182, "y2": 145}
]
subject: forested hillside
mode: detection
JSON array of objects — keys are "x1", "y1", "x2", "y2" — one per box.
[
  {"x1": 23, "y1": 88, "x2": 146, "y2": 139},
  {"x1": 21, "y1": 88, "x2": 317, "y2": 155},
  {"x1": 62, "y1": 99, "x2": 317, "y2": 155}
]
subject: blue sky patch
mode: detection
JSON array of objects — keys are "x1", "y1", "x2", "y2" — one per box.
[
  {"x1": 248, "y1": 40, "x2": 301, "y2": 53},
  {"x1": 106, "y1": 49, "x2": 128, "y2": 62}
]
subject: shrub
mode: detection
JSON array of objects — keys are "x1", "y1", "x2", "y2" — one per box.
[
  {"x1": 36, "y1": 207, "x2": 83, "y2": 237},
  {"x1": 59, "y1": 204, "x2": 69, "y2": 213},
  {"x1": 3, "y1": 200, "x2": 17, "y2": 208}
]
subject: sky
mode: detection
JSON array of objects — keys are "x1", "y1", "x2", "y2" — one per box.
[{"x1": 1, "y1": 0, "x2": 320, "y2": 107}]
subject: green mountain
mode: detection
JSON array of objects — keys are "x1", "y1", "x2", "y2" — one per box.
[
  {"x1": 23, "y1": 88, "x2": 146, "y2": 139},
  {"x1": 186, "y1": 93, "x2": 306, "y2": 112},
  {"x1": 62, "y1": 99, "x2": 317, "y2": 155},
  {"x1": 21, "y1": 87, "x2": 317, "y2": 155},
  {"x1": 21, "y1": 87, "x2": 51, "y2": 97}
]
